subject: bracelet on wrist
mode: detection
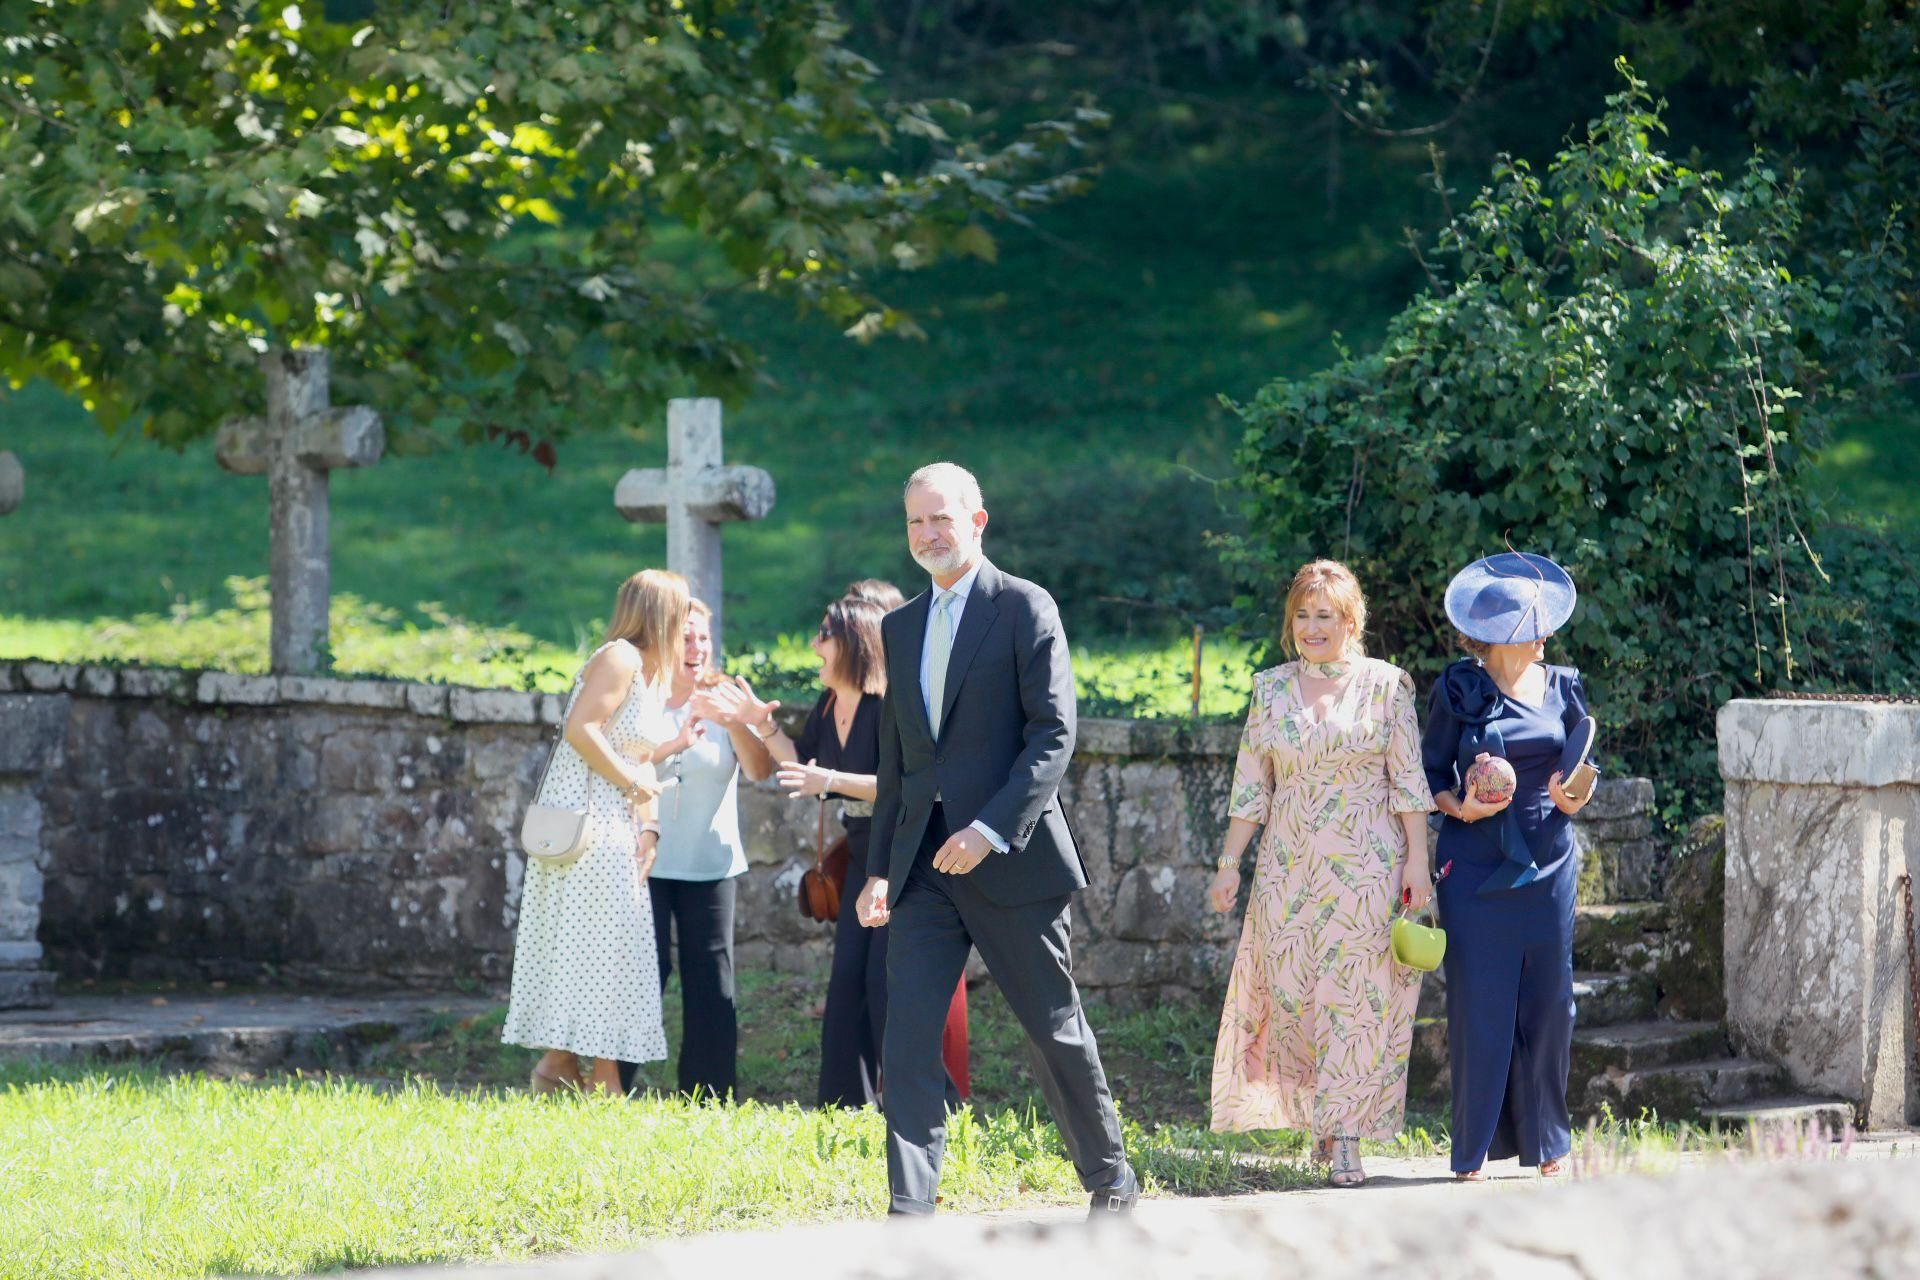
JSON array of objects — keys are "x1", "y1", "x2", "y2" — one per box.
[
  {"x1": 755, "y1": 721, "x2": 779, "y2": 740},
  {"x1": 1214, "y1": 856, "x2": 1240, "y2": 873}
]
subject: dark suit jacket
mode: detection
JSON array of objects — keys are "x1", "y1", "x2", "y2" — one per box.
[{"x1": 869, "y1": 558, "x2": 1089, "y2": 907}]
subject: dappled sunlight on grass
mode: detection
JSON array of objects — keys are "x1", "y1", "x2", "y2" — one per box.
[
  {"x1": 1819, "y1": 407, "x2": 1920, "y2": 536},
  {"x1": 0, "y1": 585, "x2": 1259, "y2": 719}
]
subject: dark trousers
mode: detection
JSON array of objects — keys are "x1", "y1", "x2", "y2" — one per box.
[
  {"x1": 882, "y1": 805, "x2": 1128, "y2": 1214},
  {"x1": 617, "y1": 875, "x2": 737, "y2": 1099},
  {"x1": 1437, "y1": 853, "x2": 1576, "y2": 1172},
  {"x1": 819, "y1": 859, "x2": 890, "y2": 1107},
  {"x1": 819, "y1": 856, "x2": 973, "y2": 1109}
]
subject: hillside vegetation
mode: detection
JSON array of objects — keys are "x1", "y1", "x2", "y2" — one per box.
[{"x1": 2, "y1": 49, "x2": 1910, "y2": 708}]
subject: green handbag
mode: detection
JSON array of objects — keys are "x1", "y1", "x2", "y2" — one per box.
[{"x1": 1391, "y1": 912, "x2": 1446, "y2": 972}]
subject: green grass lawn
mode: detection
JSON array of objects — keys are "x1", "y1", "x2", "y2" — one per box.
[
  {"x1": 4, "y1": 963, "x2": 1843, "y2": 1280},
  {"x1": 0, "y1": 970, "x2": 1329, "y2": 1280}
]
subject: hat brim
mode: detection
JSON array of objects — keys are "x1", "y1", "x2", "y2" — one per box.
[{"x1": 1444, "y1": 553, "x2": 1577, "y2": 644}]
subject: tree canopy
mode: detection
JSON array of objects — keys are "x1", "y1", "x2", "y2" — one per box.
[{"x1": 0, "y1": 0, "x2": 1100, "y2": 453}]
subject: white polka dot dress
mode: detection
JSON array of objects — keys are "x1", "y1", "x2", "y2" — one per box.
[{"x1": 502, "y1": 641, "x2": 673, "y2": 1063}]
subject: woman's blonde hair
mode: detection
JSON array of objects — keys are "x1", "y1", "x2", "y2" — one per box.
[
  {"x1": 606, "y1": 569, "x2": 691, "y2": 687},
  {"x1": 1279, "y1": 559, "x2": 1368, "y2": 659}
]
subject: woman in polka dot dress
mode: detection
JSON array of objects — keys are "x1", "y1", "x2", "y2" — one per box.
[{"x1": 504, "y1": 569, "x2": 686, "y2": 1094}]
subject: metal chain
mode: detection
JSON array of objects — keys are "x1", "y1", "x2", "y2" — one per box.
[
  {"x1": 1766, "y1": 690, "x2": 1920, "y2": 704},
  {"x1": 1903, "y1": 873, "x2": 1919, "y2": 1082}
]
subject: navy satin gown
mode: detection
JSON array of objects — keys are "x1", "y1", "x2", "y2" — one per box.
[{"x1": 1422, "y1": 659, "x2": 1592, "y2": 1173}]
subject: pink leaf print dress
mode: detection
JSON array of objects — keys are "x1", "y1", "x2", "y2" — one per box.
[{"x1": 1210, "y1": 657, "x2": 1436, "y2": 1139}]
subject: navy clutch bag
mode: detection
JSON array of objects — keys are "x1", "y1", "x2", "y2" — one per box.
[{"x1": 1559, "y1": 714, "x2": 1598, "y2": 801}]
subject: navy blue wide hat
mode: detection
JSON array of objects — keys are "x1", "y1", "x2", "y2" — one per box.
[{"x1": 1444, "y1": 552, "x2": 1576, "y2": 645}]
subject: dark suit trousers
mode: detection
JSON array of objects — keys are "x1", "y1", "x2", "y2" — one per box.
[
  {"x1": 883, "y1": 805, "x2": 1127, "y2": 1214},
  {"x1": 616, "y1": 876, "x2": 737, "y2": 1099}
]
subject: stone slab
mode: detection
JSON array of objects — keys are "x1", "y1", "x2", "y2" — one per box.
[
  {"x1": 1582, "y1": 776, "x2": 1654, "y2": 822},
  {"x1": 195, "y1": 672, "x2": 282, "y2": 705},
  {"x1": 117, "y1": 667, "x2": 193, "y2": 700},
  {"x1": 18, "y1": 661, "x2": 78, "y2": 692},
  {"x1": 0, "y1": 992, "x2": 494, "y2": 1066},
  {"x1": 0, "y1": 694, "x2": 70, "y2": 773},
  {"x1": 1723, "y1": 772, "x2": 1917, "y2": 1128},
  {"x1": 449, "y1": 688, "x2": 542, "y2": 725},
  {"x1": 279, "y1": 676, "x2": 412, "y2": 711},
  {"x1": 1719, "y1": 698, "x2": 1920, "y2": 788},
  {"x1": 0, "y1": 970, "x2": 54, "y2": 1010}
]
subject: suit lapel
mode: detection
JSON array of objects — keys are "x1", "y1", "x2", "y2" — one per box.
[
  {"x1": 897, "y1": 590, "x2": 936, "y2": 744},
  {"x1": 936, "y1": 560, "x2": 1000, "y2": 739}
]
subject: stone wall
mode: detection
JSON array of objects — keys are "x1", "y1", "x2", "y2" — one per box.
[
  {"x1": 1719, "y1": 698, "x2": 1919, "y2": 1128},
  {"x1": 1, "y1": 659, "x2": 1652, "y2": 1003}
]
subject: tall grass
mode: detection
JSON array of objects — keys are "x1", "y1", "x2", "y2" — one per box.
[{"x1": 0, "y1": 1066, "x2": 1301, "y2": 1280}]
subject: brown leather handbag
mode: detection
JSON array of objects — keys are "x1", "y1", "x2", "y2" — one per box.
[{"x1": 798, "y1": 798, "x2": 850, "y2": 924}]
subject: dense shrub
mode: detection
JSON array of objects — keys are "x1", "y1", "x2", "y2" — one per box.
[{"x1": 1224, "y1": 66, "x2": 1885, "y2": 812}]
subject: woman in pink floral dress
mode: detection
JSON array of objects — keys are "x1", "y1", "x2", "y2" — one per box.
[{"x1": 1206, "y1": 560, "x2": 1436, "y2": 1186}]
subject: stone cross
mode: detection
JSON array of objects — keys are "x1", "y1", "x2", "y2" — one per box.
[
  {"x1": 614, "y1": 398, "x2": 775, "y2": 648},
  {"x1": 216, "y1": 348, "x2": 384, "y2": 675},
  {"x1": 0, "y1": 451, "x2": 20, "y2": 516}
]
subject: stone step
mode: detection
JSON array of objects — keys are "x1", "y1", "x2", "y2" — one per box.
[
  {"x1": 1415, "y1": 968, "x2": 1657, "y2": 1027},
  {"x1": 1572, "y1": 970, "x2": 1659, "y2": 1027},
  {"x1": 0, "y1": 993, "x2": 495, "y2": 1073},
  {"x1": 1698, "y1": 1095, "x2": 1857, "y2": 1135},
  {"x1": 1570, "y1": 1020, "x2": 1727, "y2": 1077},
  {"x1": 1411, "y1": 981, "x2": 1676, "y2": 1105},
  {"x1": 1575, "y1": 1056, "x2": 1784, "y2": 1122},
  {"x1": 1571, "y1": 903, "x2": 1667, "y2": 973}
]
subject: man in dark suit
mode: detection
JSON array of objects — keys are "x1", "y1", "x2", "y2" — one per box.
[{"x1": 856, "y1": 461, "x2": 1138, "y2": 1218}]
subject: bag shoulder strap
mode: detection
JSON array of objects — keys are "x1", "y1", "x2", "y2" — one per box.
[{"x1": 531, "y1": 643, "x2": 619, "y2": 802}]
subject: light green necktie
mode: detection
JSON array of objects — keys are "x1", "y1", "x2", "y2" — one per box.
[{"x1": 927, "y1": 589, "x2": 957, "y2": 737}]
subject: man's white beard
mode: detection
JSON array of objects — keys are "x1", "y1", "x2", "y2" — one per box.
[{"x1": 912, "y1": 541, "x2": 976, "y2": 576}]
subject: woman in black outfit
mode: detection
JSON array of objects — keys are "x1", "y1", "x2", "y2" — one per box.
[{"x1": 739, "y1": 591, "x2": 968, "y2": 1106}]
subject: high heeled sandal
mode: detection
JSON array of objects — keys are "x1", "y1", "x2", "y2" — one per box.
[
  {"x1": 1310, "y1": 1134, "x2": 1335, "y2": 1165},
  {"x1": 1329, "y1": 1136, "x2": 1366, "y2": 1187},
  {"x1": 1538, "y1": 1158, "x2": 1565, "y2": 1178},
  {"x1": 1455, "y1": 1168, "x2": 1486, "y2": 1182},
  {"x1": 530, "y1": 1066, "x2": 578, "y2": 1095}
]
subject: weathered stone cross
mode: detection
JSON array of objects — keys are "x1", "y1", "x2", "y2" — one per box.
[
  {"x1": 216, "y1": 348, "x2": 384, "y2": 675},
  {"x1": 614, "y1": 398, "x2": 775, "y2": 648},
  {"x1": 0, "y1": 451, "x2": 20, "y2": 516}
]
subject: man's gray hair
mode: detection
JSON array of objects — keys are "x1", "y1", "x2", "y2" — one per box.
[{"x1": 904, "y1": 461, "x2": 984, "y2": 511}]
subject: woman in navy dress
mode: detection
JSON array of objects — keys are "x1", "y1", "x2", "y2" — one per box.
[{"x1": 1421, "y1": 552, "x2": 1596, "y2": 1180}]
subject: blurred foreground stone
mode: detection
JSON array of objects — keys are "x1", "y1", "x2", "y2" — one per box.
[{"x1": 335, "y1": 1156, "x2": 1920, "y2": 1280}]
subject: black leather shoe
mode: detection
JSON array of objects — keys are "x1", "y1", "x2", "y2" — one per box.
[{"x1": 1087, "y1": 1166, "x2": 1139, "y2": 1219}]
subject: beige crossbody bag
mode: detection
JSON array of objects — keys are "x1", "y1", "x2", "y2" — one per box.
[{"x1": 520, "y1": 717, "x2": 590, "y2": 867}]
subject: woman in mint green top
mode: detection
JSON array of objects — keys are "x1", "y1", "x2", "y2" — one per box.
[{"x1": 615, "y1": 598, "x2": 773, "y2": 1098}]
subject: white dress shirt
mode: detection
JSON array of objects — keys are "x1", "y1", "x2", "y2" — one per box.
[{"x1": 920, "y1": 561, "x2": 1008, "y2": 853}]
